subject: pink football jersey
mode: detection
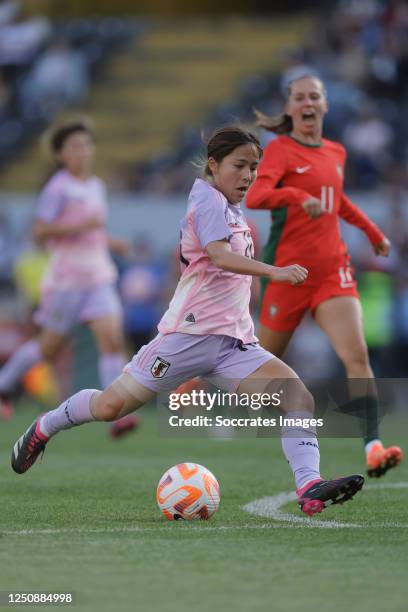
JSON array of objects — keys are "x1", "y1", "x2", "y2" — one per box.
[
  {"x1": 35, "y1": 169, "x2": 117, "y2": 291},
  {"x1": 158, "y1": 179, "x2": 257, "y2": 343}
]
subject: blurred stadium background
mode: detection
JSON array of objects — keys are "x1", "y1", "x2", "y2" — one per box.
[{"x1": 0, "y1": 0, "x2": 407, "y2": 406}]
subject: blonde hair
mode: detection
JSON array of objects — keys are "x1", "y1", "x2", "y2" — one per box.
[{"x1": 255, "y1": 75, "x2": 326, "y2": 134}]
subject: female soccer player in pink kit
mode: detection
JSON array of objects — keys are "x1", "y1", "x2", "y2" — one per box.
[
  {"x1": 12, "y1": 126, "x2": 364, "y2": 517},
  {"x1": 0, "y1": 120, "x2": 136, "y2": 438}
]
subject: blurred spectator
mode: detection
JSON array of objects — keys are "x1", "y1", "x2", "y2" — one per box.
[
  {"x1": 20, "y1": 38, "x2": 88, "y2": 120},
  {"x1": 0, "y1": 69, "x2": 11, "y2": 118},
  {"x1": 119, "y1": 238, "x2": 168, "y2": 354},
  {"x1": 279, "y1": 47, "x2": 315, "y2": 92},
  {"x1": 0, "y1": 1, "x2": 19, "y2": 27},
  {"x1": 0, "y1": 9, "x2": 51, "y2": 67},
  {"x1": 12, "y1": 242, "x2": 49, "y2": 332},
  {"x1": 0, "y1": 9, "x2": 135, "y2": 169},
  {"x1": 359, "y1": 271, "x2": 394, "y2": 376},
  {"x1": 0, "y1": 210, "x2": 19, "y2": 286},
  {"x1": 337, "y1": 40, "x2": 369, "y2": 85},
  {"x1": 342, "y1": 102, "x2": 394, "y2": 187}
]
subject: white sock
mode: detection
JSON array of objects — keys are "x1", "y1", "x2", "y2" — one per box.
[
  {"x1": 365, "y1": 438, "x2": 382, "y2": 456},
  {"x1": 39, "y1": 389, "x2": 98, "y2": 438},
  {"x1": 281, "y1": 411, "x2": 321, "y2": 490},
  {"x1": 98, "y1": 353, "x2": 126, "y2": 388}
]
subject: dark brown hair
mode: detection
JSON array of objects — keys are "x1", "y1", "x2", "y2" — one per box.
[
  {"x1": 204, "y1": 125, "x2": 262, "y2": 177},
  {"x1": 255, "y1": 75, "x2": 326, "y2": 134},
  {"x1": 50, "y1": 120, "x2": 93, "y2": 154},
  {"x1": 39, "y1": 119, "x2": 94, "y2": 187}
]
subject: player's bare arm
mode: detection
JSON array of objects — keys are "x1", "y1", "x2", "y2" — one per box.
[
  {"x1": 206, "y1": 239, "x2": 308, "y2": 285},
  {"x1": 33, "y1": 217, "x2": 104, "y2": 241}
]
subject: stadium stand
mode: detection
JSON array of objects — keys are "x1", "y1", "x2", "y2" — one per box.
[
  {"x1": 134, "y1": 0, "x2": 408, "y2": 195},
  {"x1": 0, "y1": 1, "x2": 139, "y2": 188},
  {"x1": 0, "y1": 14, "x2": 308, "y2": 190}
]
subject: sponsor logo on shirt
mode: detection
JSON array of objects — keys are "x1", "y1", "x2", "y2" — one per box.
[
  {"x1": 151, "y1": 357, "x2": 171, "y2": 378},
  {"x1": 185, "y1": 312, "x2": 196, "y2": 323},
  {"x1": 295, "y1": 165, "x2": 311, "y2": 174}
]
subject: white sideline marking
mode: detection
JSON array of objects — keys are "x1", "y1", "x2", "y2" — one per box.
[
  {"x1": 0, "y1": 523, "x2": 328, "y2": 536},
  {"x1": 2, "y1": 483, "x2": 407, "y2": 536},
  {"x1": 242, "y1": 481, "x2": 408, "y2": 529},
  {"x1": 244, "y1": 491, "x2": 359, "y2": 529}
]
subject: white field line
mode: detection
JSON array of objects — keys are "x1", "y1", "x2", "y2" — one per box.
[
  {"x1": 242, "y1": 481, "x2": 408, "y2": 529},
  {"x1": 0, "y1": 523, "x2": 321, "y2": 536},
  {"x1": 2, "y1": 483, "x2": 407, "y2": 536}
]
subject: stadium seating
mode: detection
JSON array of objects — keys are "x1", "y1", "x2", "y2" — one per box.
[{"x1": 0, "y1": 15, "x2": 308, "y2": 190}]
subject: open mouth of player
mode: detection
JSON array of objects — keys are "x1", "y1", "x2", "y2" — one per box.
[
  {"x1": 302, "y1": 111, "x2": 316, "y2": 122},
  {"x1": 237, "y1": 186, "x2": 248, "y2": 196}
]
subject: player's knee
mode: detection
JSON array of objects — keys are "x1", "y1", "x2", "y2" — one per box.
[
  {"x1": 271, "y1": 377, "x2": 314, "y2": 414},
  {"x1": 286, "y1": 379, "x2": 315, "y2": 414},
  {"x1": 340, "y1": 344, "x2": 369, "y2": 370}
]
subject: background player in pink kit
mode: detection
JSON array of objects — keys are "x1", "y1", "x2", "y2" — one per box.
[
  {"x1": 0, "y1": 119, "x2": 137, "y2": 438},
  {"x1": 12, "y1": 126, "x2": 364, "y2": 517}
]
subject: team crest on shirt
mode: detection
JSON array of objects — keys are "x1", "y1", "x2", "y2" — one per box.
[
  {"x1": 151, "y1": 357, "x2": 171, "y2": 378},
  {"x1": 336, "y1": 164, "x2": 343, "y2": 178}
]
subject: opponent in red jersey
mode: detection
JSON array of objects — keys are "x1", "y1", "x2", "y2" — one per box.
[{"x1": 247, "y1": 75, "x2": 403, "y2": 478}]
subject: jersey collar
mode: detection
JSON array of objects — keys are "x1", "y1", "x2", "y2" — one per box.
[{"x1": 288, "y1": 135, "x2": 323, "y2": 149}]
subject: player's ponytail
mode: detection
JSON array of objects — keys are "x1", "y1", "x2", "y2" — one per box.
[{"x1": 254, "y1": 109, "x2": 293, "y2": 134}]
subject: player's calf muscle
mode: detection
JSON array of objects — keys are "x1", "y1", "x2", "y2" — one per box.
[
  {"x1": 91, "y1": 376, "x2": 153, "y2": 421},
  {"x1": 91, "y1": 390, "x2": 122, "y2": 421}
]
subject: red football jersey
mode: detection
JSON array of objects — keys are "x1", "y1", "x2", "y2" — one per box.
[{"x1": 246, "y1": 135, "x2": 384, "y2": 271}]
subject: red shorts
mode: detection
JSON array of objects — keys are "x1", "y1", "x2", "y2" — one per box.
[{"x1": 260, "y1": 260, "x2": 359, "y2": 332}]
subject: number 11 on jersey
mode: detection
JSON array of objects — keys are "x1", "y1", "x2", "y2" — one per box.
[{"x1": 321, "y1": 186, "x2": 334, "y2": 213}]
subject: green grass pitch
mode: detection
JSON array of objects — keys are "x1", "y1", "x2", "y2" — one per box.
[{"x1": 1, "y1": 402, "x2": 407, "y2": 612}]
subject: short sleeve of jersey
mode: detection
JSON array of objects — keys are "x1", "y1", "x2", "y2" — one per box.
[
  {"x1": 193, "y1": 187, "x2": 232, "y2": 249},
  {"x1": 35, "y1": 175, "x2": 65, "y2": 222}
]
